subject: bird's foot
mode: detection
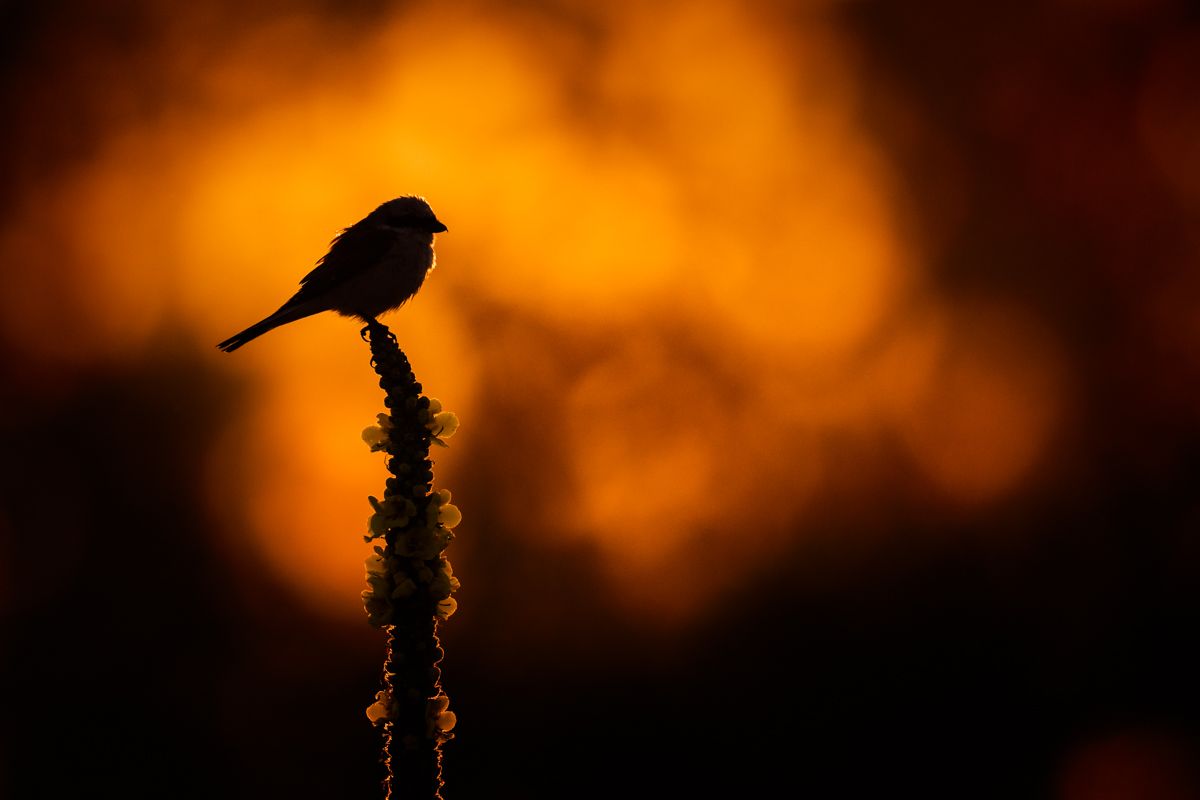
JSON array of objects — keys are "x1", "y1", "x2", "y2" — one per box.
[{"x1": 360, "y1": 318, "x2": 394, "y2": 344}]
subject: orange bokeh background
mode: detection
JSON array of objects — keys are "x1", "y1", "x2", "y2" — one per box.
[
  {"x1": 0, "y1": 1, "x2": 1072, "y2": 621},
  {"x1": 2, "y1": 1, "x2": 1198, "y2": 796}
]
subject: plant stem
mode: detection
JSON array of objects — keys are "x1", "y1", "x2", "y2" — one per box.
[{"x1": 362, "y1": 319, "x2": 452, "y2": 799}]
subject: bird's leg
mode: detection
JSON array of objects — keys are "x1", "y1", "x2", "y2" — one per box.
[
  {"x1": 360, "y1": 317, "x2": 381, "y2": 341},
  {"x1": 360, "y1": 317, "x2": 394, "y2": 345}
]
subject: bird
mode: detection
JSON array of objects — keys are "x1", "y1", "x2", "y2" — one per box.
[{"x1": 216, "y1": 196, "x2": 447, "y2": 352}]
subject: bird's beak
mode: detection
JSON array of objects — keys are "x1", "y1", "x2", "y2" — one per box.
[{"x1": 429, "y1": 219, "x2": 448, "y2": 233}]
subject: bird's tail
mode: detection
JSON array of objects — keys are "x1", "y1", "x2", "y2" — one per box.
[{"x1": 216, "y1": 304, "x2": 319, "y2": 352}]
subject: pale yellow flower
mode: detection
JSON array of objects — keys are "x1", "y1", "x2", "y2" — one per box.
[
  {"x1": 427, "y1": 694, "x2": 457, "y2": 735},
  {"x1": 435, "y1": 596, "x2": 458, "y2": 620},
  {"x1": 438, "y1": 502, "x2": 462, "y2": 529},
  {"x1": 361, "y1": 413, "x2": 394, "y2": 452},
  {"x1": 366, "y1": 690, "x2": 394, "y2": 725}
]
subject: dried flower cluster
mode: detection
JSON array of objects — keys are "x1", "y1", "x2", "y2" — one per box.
[{"x1": 358, "y1": 320, "x2": 460, "y2": 798}]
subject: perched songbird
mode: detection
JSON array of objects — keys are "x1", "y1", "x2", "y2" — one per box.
[{"x1": 216, "y1": 196, "x2": 447, "y2": 352}]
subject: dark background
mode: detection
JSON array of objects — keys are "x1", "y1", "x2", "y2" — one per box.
[{"x1": 3, "y1": 1, "x2": 1200, "y2": 797}]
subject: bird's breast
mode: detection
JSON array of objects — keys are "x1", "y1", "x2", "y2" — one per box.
[{"x1": 328, "y1": 238, "x2": 434, "y2": 320}]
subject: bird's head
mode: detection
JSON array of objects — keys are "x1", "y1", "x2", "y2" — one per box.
[{"x1": 372, "y1": 196, "x2": 448, "y2": 234}]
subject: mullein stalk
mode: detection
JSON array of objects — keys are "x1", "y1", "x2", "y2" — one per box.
[{"x1": 359, "y1": 320, "x2": 460, "y2": 799}]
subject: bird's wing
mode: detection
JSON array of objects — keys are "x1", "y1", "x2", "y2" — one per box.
[{"x1": 288, "y1": 224, "x2": 397, "y2": 303}]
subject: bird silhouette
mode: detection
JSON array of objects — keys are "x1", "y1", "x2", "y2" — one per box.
[{"x1": 216, "y1": 196, "x2": 447, "y2": 352}]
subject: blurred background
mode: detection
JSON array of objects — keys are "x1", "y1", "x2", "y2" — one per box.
[{"x1": 2, "y1": 0, "x2": 1199, "y2": 796}]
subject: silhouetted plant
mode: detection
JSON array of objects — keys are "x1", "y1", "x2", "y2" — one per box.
[{"x1": 359, "y1": 319, "x2": 460, "y2": 799}]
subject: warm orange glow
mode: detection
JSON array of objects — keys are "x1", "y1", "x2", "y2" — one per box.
[
  {"x1": 562, "y1": 338, "x2": 722, "y2": 561},
  {"x1": 1057, "y1": 731, "x2": 1200, "y2": 800},
  {"x1": 0, "y1": 1, "x2": 1072, "y2": 621},
  {"x1": 898, "y1": 301, "x2": 1065, "y2": 504},
  {"x1": 1138, "y1": 30, "x2": 1200, "y2": 204}
]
